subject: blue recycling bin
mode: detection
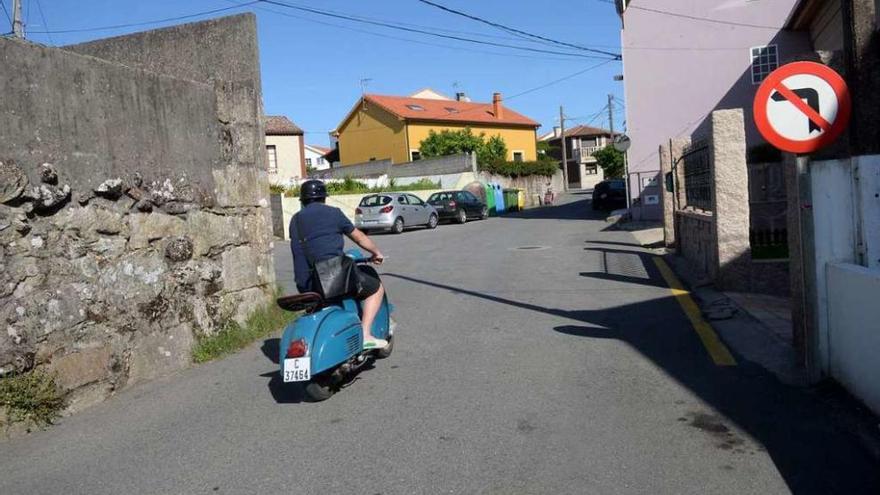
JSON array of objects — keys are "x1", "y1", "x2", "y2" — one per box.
[{"x1": 494, "y1": 183, "x2": 506, "y2": 214}]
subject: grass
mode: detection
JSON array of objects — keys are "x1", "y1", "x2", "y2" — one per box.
[
  {"x1": 192, "y1": 297, "x2": 299, "y2": 364},
  {"x1": 0, "y1": 370, "x2": 65, "y2": 431}
]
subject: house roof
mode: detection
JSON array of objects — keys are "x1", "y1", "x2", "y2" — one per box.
[
  {"x1": 306, "y1": 144, "x2": 332, "y2": 155},
  {"x1": 358, "y1": 93, "x2": 540, "y2": 128},
  {"x1": 264, "y1": 115, "x2": 303, "y2": 135}
]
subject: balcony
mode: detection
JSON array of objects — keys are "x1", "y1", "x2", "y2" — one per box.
[{"x1": 572, "y1": 146, "x2": 601, "y2": 163}]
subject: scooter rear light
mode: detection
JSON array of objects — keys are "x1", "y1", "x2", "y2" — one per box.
[
  {"x1": 380, "y1": 205, "x2": 394, "y2": 214},
  {"x1": 355, "y1": 207, "x2": 363, "y2": 215},
  {"x1": 286, "y1": 339, "x2": 307, "y2": 358}
]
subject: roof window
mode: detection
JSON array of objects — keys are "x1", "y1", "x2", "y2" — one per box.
[
  {"x1": 406, "y1": 104, "x2": 426, "y2": 111},
  {"x1": 444, "y1": 107, "x2": 459, "y2": 113}
]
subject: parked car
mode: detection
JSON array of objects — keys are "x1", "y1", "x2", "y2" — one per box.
[
  {"x1": 427, "y1": 190, "x2": 488, "y2": 223},
  {"x1": 355, "y1": 193, "x2": 438, "y2": 234},
  {"x1": 592, "y1": 179, "x2": 627, "y2": 211}
]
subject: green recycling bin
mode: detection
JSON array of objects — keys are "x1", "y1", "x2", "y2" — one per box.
[{"x1": 503, "y1": 189, "x2": 520, "y2": 212}]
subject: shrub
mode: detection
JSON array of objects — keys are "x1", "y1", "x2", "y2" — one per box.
[
  {"x1": 480, "y1": 159, "x2": 558, "y2": 178},
  {"x1": 419, "y1": 128, "x2": 507, "y2": 165},
  {"x1": 269, "y1": 183, "x2": 287, "y2": 195},
  {"x1": 0, "y1": 370, "x2": 65, "y2": 430}
]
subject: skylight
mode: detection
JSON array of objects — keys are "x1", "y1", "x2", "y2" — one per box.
[
  {"x1": 444, "y1": 107, "x2": 459, "y2": 113},
  {"x1": 406, "y1": 104, "x2": 426, "y2": 111}
]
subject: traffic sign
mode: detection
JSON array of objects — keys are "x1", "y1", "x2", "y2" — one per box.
[
  {"x1": 753, "y1": 61, "x2": 851, "y2": 154},
  {"x1": 613, "y1": 134, "x2": 631, "y2": 152}
]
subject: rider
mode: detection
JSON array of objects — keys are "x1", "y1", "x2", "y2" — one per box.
[{"x1": 289, "y1": 180, "x2": 388, "y2": 350}]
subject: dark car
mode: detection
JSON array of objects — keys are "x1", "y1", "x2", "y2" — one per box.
[
  {"x1": 427, "y1": 190, "x2": 488, "y2": 223},
  {"x1": 592, "y1": 179, "x2": 627, "y2": 211}
]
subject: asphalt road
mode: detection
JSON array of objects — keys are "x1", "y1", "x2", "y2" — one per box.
[{"x1": 1, "y1": 193, "x2": 877, "y2": 494}]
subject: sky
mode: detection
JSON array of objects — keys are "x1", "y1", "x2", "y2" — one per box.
[{"x1": 4, "y1": 0, "x2": 626, "y2": 147}]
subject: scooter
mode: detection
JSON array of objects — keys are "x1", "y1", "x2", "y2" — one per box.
[{"x1": 276, "y1": 250, "x2": 393, "y2": 401}]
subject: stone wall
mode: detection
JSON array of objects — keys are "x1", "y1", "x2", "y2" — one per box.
[
  {"x1": 675, "y1": 210, "x2": 717, "y2": 279},
  {"x1": 0, "y1": 15, "x2": 274, "y2": 413}
]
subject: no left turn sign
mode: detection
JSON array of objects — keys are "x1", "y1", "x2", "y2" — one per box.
[{"x1": 753, "y1": 61, "x2": 851, "y2": 154}]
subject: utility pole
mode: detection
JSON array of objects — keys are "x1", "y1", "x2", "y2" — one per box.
[
  {"x1": 607, "y1": 94, "x2": 615, "y2": 134},
  {"x1": 559, "y1": 105, "x2": 569, "y2": 192},
  {"x1": 12, "y1": 0, "x2": 24, "y2": 38}
]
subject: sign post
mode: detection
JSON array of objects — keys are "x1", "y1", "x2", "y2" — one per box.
[
  {"x1": 753, "y1": 61, "x2": 850, "y2": 380},
  {"x1": 613, "y1": 134, "x2": 632, "y2": 209}
]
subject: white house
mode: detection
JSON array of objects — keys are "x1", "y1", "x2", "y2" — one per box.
[
  {"x1": 304, "y1": 144, "x2": 331, "y2": 172},
  {"x1": 265, "y1": 115, "x2": 305, "y2": 185}
]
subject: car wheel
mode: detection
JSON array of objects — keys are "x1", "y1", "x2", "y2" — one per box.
[
  {"x1": 456, "y1": 209, "x2": 467, "y2": 224},
  {"x1": 427, "y1": 213, "x2": 438, "y2": 229},
  {"x1": 480, "y1": 206, "x2": 489, "y2": 220},
  {"x1": 392, "y1": 217, "x2": 404, "y2": 234}
]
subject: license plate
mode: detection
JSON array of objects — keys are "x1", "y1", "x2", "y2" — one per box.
[
  {"x1": 361, "y1": 219, "x2": 378, "y2": 224},
  {"x1": 283, "y1": 358, "x2": 311, "y2": 382}
]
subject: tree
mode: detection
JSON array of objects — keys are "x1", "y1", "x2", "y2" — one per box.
[
  {"x1": 419, "y1": 128, "x2": 507, "y2": 165},
  {"x1": 592, "y1": 146, "x2": 625, "y2": 179}
]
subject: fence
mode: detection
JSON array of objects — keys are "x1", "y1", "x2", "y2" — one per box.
[
  {"x1": 681, "y1": 139, "x2": 711, "y2": 210},
  {"x1": 748, "y1": 161, "x2": 788, "y2": 259}
]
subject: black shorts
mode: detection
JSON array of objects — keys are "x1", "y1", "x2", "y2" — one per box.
[{"x1": 354, "y1": 265, "x2": 381, "y2": 300}]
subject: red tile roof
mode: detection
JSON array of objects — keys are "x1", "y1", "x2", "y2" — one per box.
[
  {"x1": 309, "y1": 145, "x2": 332, "y2": 154},
  {"x1": 363, "y1": 94, "x2": 539, "y2": 127},
  {"x1": 560, "y1": 125, "x2": 615, "y2": 138},
  {"x1": 264, "y1": 115, "x2": 303, "y2": 135}
]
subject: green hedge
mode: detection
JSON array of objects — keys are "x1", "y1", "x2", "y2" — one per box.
[
  {"x1": 279, "y1": 177, "x2": 440, "y2": 198},
  {"x1": 480, "y1": 160, "x2": 558, "y2": 178}
]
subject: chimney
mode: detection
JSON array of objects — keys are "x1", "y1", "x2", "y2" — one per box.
[
  {"x1": 553, "y1": 126, "x2": 561, "y2": 138},
  {"x1": 492, "y1": 92, "x2": 503, "y2": 119},
  {"x1": 455, "y1": 92, "x2": 470, "y2": 102}
]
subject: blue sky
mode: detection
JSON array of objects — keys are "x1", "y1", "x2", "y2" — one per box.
[{"x1": 7, "y1": 0, "x2": 625, "y2": 146}]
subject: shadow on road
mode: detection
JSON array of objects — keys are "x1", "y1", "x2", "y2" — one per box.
[
  {"x1": 503, "y1": 197, "x2": 609, "y2": 221},
  {"x1": 383, "y1": 245, "x2": 880, "y2": 494},
  {"x1": 260, "y1": 338, "x2": 307, "y2": 404}
]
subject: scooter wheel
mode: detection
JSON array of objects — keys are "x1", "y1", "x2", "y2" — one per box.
[
  {"x1": 304, "y1": 378, "x2": 334, "y2": 402},
  {"x1": 376, "y1": 334, "x2": 394, "y2": 359}
]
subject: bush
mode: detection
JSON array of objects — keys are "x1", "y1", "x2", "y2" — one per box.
[
  {"x1": 269, "y1": 183, "x2": 287, "y2": 195},
  {"x1": 0, "y1": 370, "x2": 65, "y2": 430},
  {"x1": 419, "y1": 128, "x2": 507, "y2": 165},
  {"x1": 480, "y1": 160, "x2": 558, "y2": 178}
]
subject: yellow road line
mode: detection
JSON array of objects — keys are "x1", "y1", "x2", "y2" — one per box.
[{"x1": 653, "y1": 257, "x2": 737, "y2": 367}]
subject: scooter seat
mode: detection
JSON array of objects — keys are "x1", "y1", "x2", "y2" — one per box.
[{"x1": 277, "y1": 292, "x2": 324, "y2": 312}]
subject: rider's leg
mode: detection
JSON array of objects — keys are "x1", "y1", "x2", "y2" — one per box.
[{"x1": 360, "y1": 282, "x2": 384, "y2": 340}]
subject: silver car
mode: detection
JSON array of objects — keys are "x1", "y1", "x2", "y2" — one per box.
[{"x1": 355, "y1": 193, "x2": 439, "y2": 234}]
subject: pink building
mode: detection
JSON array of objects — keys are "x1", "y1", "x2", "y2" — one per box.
[{"x1": 616, "y1": 0, "x2": 811, "y2": 219}]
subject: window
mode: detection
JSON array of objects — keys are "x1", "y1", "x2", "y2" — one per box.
[
  {"x1": 512, "y1": 151, "x2": 524, "y2": 162},
  {"x1": 397, "y1": 195, "x2": 409, "y2": 205},
  {"x1": 750, "y1": 45, "x2": 778, "y2": 84},
  {"x1": 406, "y1": 104, "x2": 426, "y2": 111},
  {"x1": 410, "y1": 150, "x2": 421, "y2": 161},
  {"x1": 359, "y1": 195, "x2": 392, "y2": 207},
  {"x1": 317, "y1": 157, "x2": 325, "y2": 165},
  {"x1": 266, "y1": 145, "x2": 278, "y2": 173},
  {"x1": 305, "y1": 157, "x2": 312, "y2": 167},
  {"x1": 407, "y1": 194, "x2": 425, "y2": 206},
  {"x1": 585, "y1": 165, "x2": 598, "y2": 175}
]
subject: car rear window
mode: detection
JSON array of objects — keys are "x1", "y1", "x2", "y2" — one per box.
[
  {"x1": 429, "y1": 192, "x2": 454, "y2": 202},
  {"x1": 359, "y1": 195, "x2": 392, "y2": 207},
  {"x1": 609, "y1": 181, "x2": 626, "y2": 190}
]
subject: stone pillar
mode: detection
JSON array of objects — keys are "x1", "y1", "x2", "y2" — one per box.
[
  {"x1": 659, "y1": 138, "x2": 691, "y2": 248},
  {"x1": 709, "y1": 109, "x2": 750, "y2": 290}
]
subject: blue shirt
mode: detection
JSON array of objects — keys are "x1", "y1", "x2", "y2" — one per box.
[{"x1": 289, "y1": 202, "x2": 355, "y2": 293}]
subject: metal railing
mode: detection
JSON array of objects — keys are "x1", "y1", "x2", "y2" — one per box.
[
  {"x1": 572, "y1": 146, "x2": 601, "y2": 163},
  {"x1": 681, "y1": 139, "x2": 711, "y2": 210}
]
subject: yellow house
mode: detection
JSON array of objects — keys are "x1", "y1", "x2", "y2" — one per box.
[{"x1": 332, "y1": 91, "x2": 540, "y2": 166}]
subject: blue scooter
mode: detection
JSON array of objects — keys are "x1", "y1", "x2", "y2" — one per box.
[{"x1": 276, "y1": 250, "x2": 393, "y2": 401}]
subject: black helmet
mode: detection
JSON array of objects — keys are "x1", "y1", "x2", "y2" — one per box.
[{"x1": 300, "y1": 180, "x2": 328, "y2": 201}]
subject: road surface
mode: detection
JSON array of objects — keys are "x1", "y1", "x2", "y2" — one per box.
[{"x1": 0, "y1": 193, "x2": 877, "y2": 494}]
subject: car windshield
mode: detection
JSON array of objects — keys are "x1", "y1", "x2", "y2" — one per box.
[
  {"x1": 428, "y1": 192, "x2": 454, "y2": 202},
  {"x1": 359, "y1": 195, "x2": 392, "y2": 207}
]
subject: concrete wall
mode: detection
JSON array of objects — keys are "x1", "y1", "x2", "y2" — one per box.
[
  {"x1": 266, "y1": 134, "x2": 304, "y2": 185},
  {"x1": 826, "y1": 262, "x2": 880, "y2": 415},
  {"x1": 620, "y1": 0, "x2": 810, "y2": 217},
  {"x1": 0, "y1": 15, "x2": 274, "y2": 413},
  {"x1": 314, "y1": 153, "x2": 474, "y2": 180}
]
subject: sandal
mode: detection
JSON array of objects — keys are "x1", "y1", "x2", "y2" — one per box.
[{"x1": 363, "y1": 338, "x2": 389, "y2": 350}]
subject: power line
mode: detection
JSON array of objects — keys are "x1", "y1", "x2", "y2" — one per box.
[
  {"x1": 506, "y1": 59, "x2": 615, "y2": 99},
  {"x1": 602, "y1": 0, "x2": 781, "y2": 30},
  {"x1": 223, "y1": 0, "x2": 588, "y2": 62},
  {"x1": 0, "y1": 0, "x2": 9, "y2": 26},
  {"x1": 27, "y1": 2, "x2": 260, "y2": 34},
  {"x1": 259, "y1": 0, "x2": 616, "y2": 60},
  {"x1": 34, "y1": 0, "x2": 52, "y2": 44},
  {"x1": 417, "y1": 0, "x2": 621, "y2": 59}
]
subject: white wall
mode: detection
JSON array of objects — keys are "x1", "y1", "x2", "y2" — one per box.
[
  {"x1": 266, "y1": 134, "x2": 303, "y2": 184},
  {"x1": 304, "y1": 146, "x2": 330, "y2": 171},
  {"x1": 826, "y1": 262, "x2": 880, "y2": 415}
]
